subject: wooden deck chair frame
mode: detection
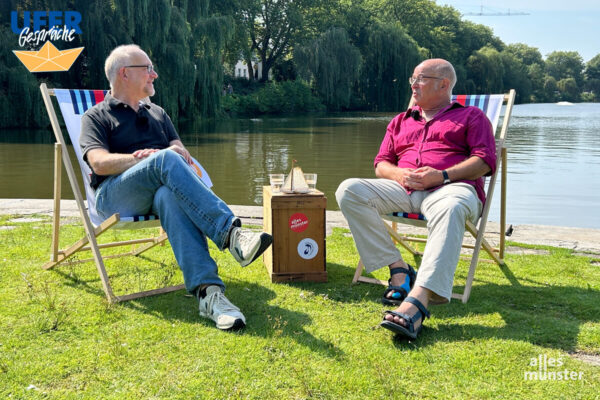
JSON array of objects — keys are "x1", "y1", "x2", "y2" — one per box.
[
  {"x1": 40, "y1": 83, "x2": 186, "y2": 303},
  {"x1": 353, "y1": 89, "x2": 516, "y2": 303}
]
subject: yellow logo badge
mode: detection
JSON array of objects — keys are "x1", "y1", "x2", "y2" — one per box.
[{"x1": 13, "y1": 41, "x2": 83, "y2": 73}]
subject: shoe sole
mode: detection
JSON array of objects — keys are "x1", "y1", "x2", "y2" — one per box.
[
  {"x1": 381, "y1": 297, "x2": 403, "y2": 306},
  {"x1": 219, "y1": 318, "x2": 246, "y2": 331},
  {"x1": 240, "y1": 233, "x2": 273, "y2": 267},
  {"x1": 380, "y1": 320, "x2": 421, "y2": 339}
]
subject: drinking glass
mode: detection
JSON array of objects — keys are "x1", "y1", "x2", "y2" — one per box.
[
  {"x1": 304, "y1": 173, "x2": 317, "y2": 191},
  {"x1": 269, "y1": 174, "x2": 285, "y2": 193}
]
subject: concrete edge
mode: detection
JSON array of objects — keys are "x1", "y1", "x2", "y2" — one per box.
[{"x1": 1, "y1": 199, "x2": 599, "y2": 254}]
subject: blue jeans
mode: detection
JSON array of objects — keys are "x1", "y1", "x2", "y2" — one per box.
[{"x1": 95, "y1": 149, "x2": 236, "y2": 293}]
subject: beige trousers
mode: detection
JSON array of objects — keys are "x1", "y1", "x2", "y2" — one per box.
[{"x1": 335, "y1": 178, "x2": 481, "y2": 302}]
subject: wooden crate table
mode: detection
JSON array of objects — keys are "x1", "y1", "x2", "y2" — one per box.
[{"x1": 262, "y1": 186, "x2": 327, "y2": 282}]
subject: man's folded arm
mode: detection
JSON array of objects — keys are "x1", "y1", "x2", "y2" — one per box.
[
  {"x1": 85, "y1": 148, "x2": 141, "y2": 176},
  {"x1": 442, "y1": 155, "x2": 491, "y2": 183}
]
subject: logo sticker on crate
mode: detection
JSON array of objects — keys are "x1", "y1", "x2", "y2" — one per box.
[
  {"x1": 289, "y1": 213, "x2": 309, "y2": 233},
  {"x1": 297, "y1": 238, "x2": 318, "y2": 260}
]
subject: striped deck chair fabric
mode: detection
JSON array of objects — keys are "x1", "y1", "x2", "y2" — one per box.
[{"x1": 452, "y1": 94, "x2": 504, "y2": 135}]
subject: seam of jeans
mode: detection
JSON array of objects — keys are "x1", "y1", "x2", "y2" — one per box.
[{"x1": 156, "y1": 150, "x2": 232, "y2": 247}]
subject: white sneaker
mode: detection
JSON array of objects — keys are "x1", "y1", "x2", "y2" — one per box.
[
  {"x1": 198, "y1": 286, "x2": 246, "y2": 330},
  {"x1": 228, "y1": 227, "x2": 273, "y2": 267}
]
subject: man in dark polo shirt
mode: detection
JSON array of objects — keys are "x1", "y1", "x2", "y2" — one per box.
[{"x1": 80, "y1": 44, "x2": 272, "y2": 331}]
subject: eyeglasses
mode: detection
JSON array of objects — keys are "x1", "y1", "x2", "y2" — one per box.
[
  {"x1": 125, "y1": 64, "x2": 155, "y2": 73},
  {"x1": 409, "y1": 75, "x2": 443, "y2": 85}
]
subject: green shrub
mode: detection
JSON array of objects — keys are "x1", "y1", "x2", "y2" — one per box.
[
  {"x1": 580, "y1": 91, "x2": 596, "y2": 102},
  {"x1": 220, "y1": 80, "x2": 324, "y2": 116}
]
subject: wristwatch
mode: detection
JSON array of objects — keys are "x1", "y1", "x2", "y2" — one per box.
[{"x1": 442, "y1": 170, "x2": 451, "y2": 184}]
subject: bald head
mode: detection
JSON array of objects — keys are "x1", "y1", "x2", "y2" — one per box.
[{"x1": 417, "y1": 58, "x2": 456, "y2": 94}]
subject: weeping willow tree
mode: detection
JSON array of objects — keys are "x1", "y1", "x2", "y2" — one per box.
[
  {"x1": 358, "y1": 23, "x2": 423, "y2": 111},
  {"x1": 0, "y1": 1, "x2": 53, "y2": 129},
  {"x1": 466, "y1": 46, "x2": 505, "y2": 94},
  {"x1": 294, "y1": 28, "x2": 362, "y2": 111},
  {"x1": 191, "y1": 3, "x2": 234, "y2": 118},
  {"x1": 0, "y1": 0, "x2": 233, "y2": 128},
  {"x1": 81, "y1": 0, "x2": 233, "y2": 123}
]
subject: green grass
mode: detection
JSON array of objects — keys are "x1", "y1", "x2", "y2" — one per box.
[{"x1": 1, "y1": 215, "x2": 599, "y2": 399}]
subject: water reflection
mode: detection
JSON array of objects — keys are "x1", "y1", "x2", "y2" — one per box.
[{"x1": 1, "y1": 104, "x2": 599, "y2": 228}]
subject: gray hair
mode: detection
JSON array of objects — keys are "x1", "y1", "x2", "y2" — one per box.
[
  {"x1": 104, "y1": 44, "x2": 142, "y2": 88},
  {"x1": 433, "y1": 60, "x2": 457, "y2": 93}
]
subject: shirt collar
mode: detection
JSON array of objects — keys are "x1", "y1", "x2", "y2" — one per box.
[
  {"x1": 105, "y1": 92, "x2": 151, "y2": 110},
  {"x1": 405, "y1": 100, "x2": 464, "y2": 121}
]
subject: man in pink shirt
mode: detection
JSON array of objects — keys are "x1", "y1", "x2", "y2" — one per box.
[{"x1": 336, "y1": 58, "x2": 496, "y2": 339}]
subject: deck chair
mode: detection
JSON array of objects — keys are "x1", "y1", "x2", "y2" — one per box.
[
  {"x1": 39, "y1": 83, "x2": 212, "y2": 303},
  {"x1": 353, "y1": 89, "x2": 516, "y2": 303}
]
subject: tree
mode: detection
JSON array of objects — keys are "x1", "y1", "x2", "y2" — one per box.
[
  {"x1": 358, "y1": 22, "x2": 423, "y2": 111},
  {"x1": 545, "y1": 51, "x2": 584, "y2": 87},
  {"x1": 543, "y1": 76, "x2": 559, "y2": 102},
  {"x1": 500, "y1": 51, "x2": 532, "y2": 102},
  {"x1": 377, "y1": 0, "x2": 502, "y2": 66},
  {"x1": 238, "y1": 0, "x2": 314, "y2": 81},
  {"x1": 223, "y1": 0, "x2": 260, "y2": 80},
  {"x1": 557, "y1": 77, "x2": 579, "y2": 102},
  {"x1": 505, "y1": 43, "x2": 544, "y2": 66},
  {"x1": 0, "y1": 0, "x2": 234, "y2": 128},
  {"x1": 583, "y1": 53, "x2": 600, "y2": 100},
  {"x1": 466, "y1": 46, "x2": 504, "y2": 94},
  {"x1": 527, "y1": 63, "x2": 547, "y2": 102},
  {"x1": 456, "y1": 21, "x2": 503, "y2": 63},
  {"x1": 504, "y1": 43, "x2": 546, "y2": 102},
  {"x1": 378, "y1": 0, "x2": 459, "y2": 61},
  {"x1": 544, "y1": 51, "x2": 584, "y2": 102},
  {"x1": 295, "y1": 28, "x2": 362, "y2": 110}
]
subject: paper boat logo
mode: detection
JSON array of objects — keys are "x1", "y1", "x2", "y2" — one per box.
[{"x1": 13, "y1": 41, "x2": 83, "y2": 72}]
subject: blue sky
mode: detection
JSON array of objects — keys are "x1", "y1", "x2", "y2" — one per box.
[{"x1": 436, "y1": 0, "x2": 599, "y2": 62}]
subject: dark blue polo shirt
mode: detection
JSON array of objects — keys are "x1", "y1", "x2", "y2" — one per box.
[{"x1": 80, "y1": 93, "x2": 180, "y2": 189}]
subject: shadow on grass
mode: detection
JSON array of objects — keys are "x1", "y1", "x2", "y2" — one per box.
[
  {"x1": 130, "y1": 280, "x2": 343, "y2": 359},
  {"x1": 54, "y1": 266, "x2": 343, "y2": 359},
  {"x1": 51, "y1": 256, "x2": 598, "y2": 355},
  {"x1": 388, "y1": 281, "x2": 600, "y2": 351},
  {"x1": 277, "y1": 262, "x2": 382, "y2": 304},
  {"x1": 319, "y1": 260, "x2": 599, "y2": 352}
]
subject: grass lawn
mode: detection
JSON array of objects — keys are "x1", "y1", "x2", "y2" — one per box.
[{"x1": 1, "y1": 214, "x2": 599, "y2": 399}]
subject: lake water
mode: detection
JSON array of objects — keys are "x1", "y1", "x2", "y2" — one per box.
[{"x1": 1, "y1": 103, "x2": 599, "y2": 229}]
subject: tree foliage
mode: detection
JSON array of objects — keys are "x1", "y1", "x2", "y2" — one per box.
[
  {"x1": 358, "y1": 23, "x2": 422, "y2": 111},
  {"x1": 295, "y1": 28, "x2": 362, "y2": 110},
  {"x1": 545, "y1": 51, "x2": 585, "y2": 87},
  {"x1": 2, "y1": 0, "x2": 600, "y2": 130},
  {"x1": 237, "y1": 0, "x2": 312, "y2": 81},
  {"x1": 1, "y1": 0, "x2": 232, "y2": 128},
  {"x1": 584, "y1": 54, "x2": 600, "y2": 97},
  {"x1": 467, "y1": 46, "x2": 504, "y2": 94}
]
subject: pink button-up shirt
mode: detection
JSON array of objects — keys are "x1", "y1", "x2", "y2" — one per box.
[{"x1": 374, "y1": 102, "x2": 496, "y2": 204}]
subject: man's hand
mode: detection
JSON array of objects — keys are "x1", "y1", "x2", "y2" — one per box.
[
  {"x1": 375, "y1": 161, "x2": 415, "y2": 189},
  {"x1": 388, "y1": 167, "x2": 415, "y2": 188},
  {"x1": 404, "y1": 166, "x2": 443, "y2": 191},
  {"x1": 132, "y1": 148, "x2": 159, "y2": 159},
  {"x1": 168, "y1": 141, "x2": 193, "y2": 165}
]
